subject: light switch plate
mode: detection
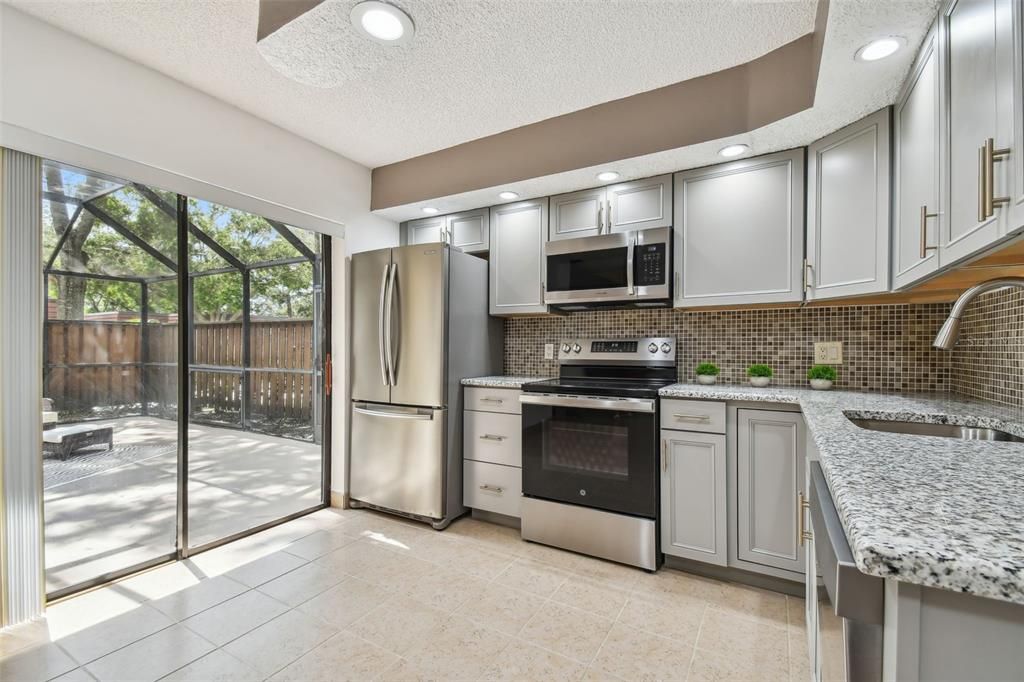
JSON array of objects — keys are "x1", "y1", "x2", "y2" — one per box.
[
  {"x1": 814, "y1": 341, "x2": 843, "y2": 364},
  {"x1": 543, "y1": 343, "x2": 554, "y2": 360}
]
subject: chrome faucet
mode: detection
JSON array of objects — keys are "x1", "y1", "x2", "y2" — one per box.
[{"x1": 933, "y1": 277, "x2": 1024, "y2": 350}]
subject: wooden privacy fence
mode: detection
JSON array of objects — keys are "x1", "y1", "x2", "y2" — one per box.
[{"x1": 44, "y1": 319, "x2": 317, "y2": 425}]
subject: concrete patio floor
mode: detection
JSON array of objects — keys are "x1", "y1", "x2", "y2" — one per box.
[{"x1": 44, "y1": 417, "x2": 322, "y2": 594}]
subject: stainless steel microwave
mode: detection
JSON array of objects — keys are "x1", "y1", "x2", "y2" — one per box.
[{"x1": 544, "y1": 227, "x2": 671, "y2": 310}]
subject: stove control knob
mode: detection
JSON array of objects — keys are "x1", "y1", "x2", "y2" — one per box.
[
  {"x1": 561, "y1": 343, "x2": 571, "y2": 353},
  {"x1": 661, "y1": 343, "x2": 671, "y2": 353},
  {"x1": 647, "y1": 342, "x2": 658, "y2": 353},
  {"x1": 572, "y1": 343, "x2": 582, "y2": 353}
]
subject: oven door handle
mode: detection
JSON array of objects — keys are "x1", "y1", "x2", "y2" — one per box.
[{"x1": 519, "y1": 393, "x2": 655, "y2": 413}]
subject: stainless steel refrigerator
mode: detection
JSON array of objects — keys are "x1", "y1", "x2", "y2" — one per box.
[{"x1": 349, "y1": 242, "x2": 502, "y2": 529}]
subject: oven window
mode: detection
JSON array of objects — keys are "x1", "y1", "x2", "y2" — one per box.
[
  {"x1": 547, "y1": 247, "x2": 628, "y2": 291},
  {"x1": 544, "y1": 417, "x2": 629, "y2": 479}
]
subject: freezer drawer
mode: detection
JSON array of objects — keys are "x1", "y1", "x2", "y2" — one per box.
[{"x1": 350, "y1": 402, "x2": 446, "y2": 520}]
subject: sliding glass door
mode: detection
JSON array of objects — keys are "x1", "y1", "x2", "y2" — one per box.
[{"x1": 39, "y1": 158, "x2": 329, "y2": 598}]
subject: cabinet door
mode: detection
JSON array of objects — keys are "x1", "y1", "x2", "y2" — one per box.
[
  {"x1": 736, "y1": 409, "x2": 805, "y2": 574},
  {"x1": 606, "y1": 174, "x2": 672, "y2": 233},
  {"x1": 447, "y1": 208, "x2": 489, "y2": 253},
  {"x1": 894, "y1": 28, "x2": 943, "y2": 289},
  {"x1": 404, "y1": 216, "x2": 447, "y2": 245},
  {"x1": 940, "y1": 0, "x2": 1017, "y2": 265},
  {"x1": 660, "y1": 430, "x2": 727, "y2": 566},
  {"x1": 674, "y1": 150, "x2": 804, "y2": 307},
  {"x1": 549, "y1": 187, "x2": 605, "y2": 241},
  {"x1": 489, "y1": 199, "x2": 548, "y2": 315},
  {"x1": 806, "y1": 109, "x2": 891, "y2": 300}
]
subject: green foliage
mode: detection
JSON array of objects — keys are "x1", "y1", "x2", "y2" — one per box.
[
  {"x1": 747, "y1": 364, "x2": 773, "y2": 378},
  {"x1": 807, "y1": 365, "x2": 837, "y2": 381},
  {"x1": 695, "y1": 362, "x2": 720, "y2": 376}
]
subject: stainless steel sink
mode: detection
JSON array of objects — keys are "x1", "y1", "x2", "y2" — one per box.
[{"x1": 847, "y1": 417, "x2": 1024, "y2": 442}]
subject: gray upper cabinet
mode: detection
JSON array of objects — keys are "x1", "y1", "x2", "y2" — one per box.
[
  {"x1": 939, "y1": 0, "x2": 1017, "y2": 266},
  {"x1": 489, "y1": 198, "x2": 549, "y2": 315},
  {"x1": 736, "y1": 408, "x2": 806, "y2": 575},
  {"x1": 549, "y1": 187, "x2": 606, "y2": 241},
  {"x1": 403, "y1": 215, "x2": 447, "y2": 246},
  {"x1": 661, "y1": 429, "x2": 727, "y2": 566},
  {"x1": 674, "y1": 150, "x2": 805, "y2": 307},
  {"x1": 605, "y1": 175, "x2": 673, "y2": 233},
  {"x1": 894, "y1": 27, "x2": 943, "y2": 290},
  {"x1": 447, "y1": 208, "x2": 489, "y2": 254},
  {"x1": 806, "y1": 108, "x2": 891, "y2": 301},
  {"x1": 549, "y1": 174, "x2": 672, "y2": 241}
]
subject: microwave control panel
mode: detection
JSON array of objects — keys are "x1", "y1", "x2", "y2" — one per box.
[{"x1": 634, "y1": 243, "x2": 666, "y2": 286}]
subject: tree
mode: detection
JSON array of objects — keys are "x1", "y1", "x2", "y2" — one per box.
[{"x1": 44, "y1": 165, "x2": 98, "y2": 319}]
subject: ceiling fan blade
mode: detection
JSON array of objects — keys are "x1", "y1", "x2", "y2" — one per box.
[{"x1": 257, "y1": 0, "x2": 327, "y2": 42}]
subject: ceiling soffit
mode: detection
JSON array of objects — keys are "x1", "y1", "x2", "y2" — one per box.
[{"x1": 370, "y1": 0, "x2": 829, "y2": 211}]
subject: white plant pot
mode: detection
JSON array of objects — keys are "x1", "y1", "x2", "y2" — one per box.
[
  {"x1": 810, "y1": 378, "x2": 833, "y2": 390},
  {"x1": 697, "y1": 375, "x2": 718, "y2": 385},
  {"x1": 749, "y1": 377, "x2": 771, "y2": 388}
]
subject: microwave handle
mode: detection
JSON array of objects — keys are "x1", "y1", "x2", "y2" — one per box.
[{"x1": 626, "y1": 237, "x2": 635, "y2": 295}]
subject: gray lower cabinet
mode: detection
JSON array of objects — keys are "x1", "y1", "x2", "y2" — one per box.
[
  {"x1": 660, "y1": 429, "x2": 727, "y2": 566},
  {"x1": 447, "y1": 208, "x2": 489, "y2": 253},
  {"x1": 894, "y1": 26, "x2": 943, "y2": 290},
  {"x1": 489, "y1": 198, "x2": 548, "y2": 315},
  {"x1": 939, "y1": 0, "x2": 1017, "y2": 266},
  {"x1": 463, "y1": 388, "x2": 522, "y2": 518},
  {"x1": 549, "y1": 174, "x2": 672, "y2": 241},
  {"x1": 674, "y1": 150, "x2": 805, "y2": 307},
  {"x1": 403, "y1": 215, "x2": 447, "y2": 246},
  {"x1": 806, "y1": 108, "x2": 891, "y2": 300},
  {"x1": 736, "y1": 408, "x2": 806, "y2": 575}
]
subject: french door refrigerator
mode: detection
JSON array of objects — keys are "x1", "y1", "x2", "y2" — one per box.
[{"x1": 349, "y1": 242, "x2": 501, "y2": 529}]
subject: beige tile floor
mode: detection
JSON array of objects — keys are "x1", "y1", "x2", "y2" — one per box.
[{"x1": 2, "y1": 507, "x2": 810, "y2": 682}]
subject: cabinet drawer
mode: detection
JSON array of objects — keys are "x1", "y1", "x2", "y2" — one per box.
[
  {"x1": 661, "y1": 399, "x2": 726, "y2": 434},
  {"x1": 463, "y1": 460, "x2": 521, "y2": 518},
  {"x1": 464, "y1": 411, "x2": 521, "y2": 467},
  {"x1": 465, "y1": 387, "x2": 521, "y2": 414}
]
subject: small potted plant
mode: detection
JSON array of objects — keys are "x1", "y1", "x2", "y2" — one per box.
[
  {"x1": 807, "y1": 364, "x2": 837, "y2": 390},
  {"x1": 747, "y1": 364, "x2": 773, "y2": 387},
  {"x1": 695, "y1": 362, "x2": 720, "y2": 385}
]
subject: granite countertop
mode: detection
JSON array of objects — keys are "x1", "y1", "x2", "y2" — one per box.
[
  {"x1": 661, "y1": 382, "x2": 1024, "y2": 605},
  {"x1": 461, "y1": 376, "x2": 550, "y2": 389}
]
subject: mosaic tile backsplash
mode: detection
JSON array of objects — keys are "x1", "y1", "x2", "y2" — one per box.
[
  {"x1": 505, "y1": 304, "x2": 955, "y2": 393},
  {"x1": 951, "y1": 287, "x2": 1024, "y2": 411}
]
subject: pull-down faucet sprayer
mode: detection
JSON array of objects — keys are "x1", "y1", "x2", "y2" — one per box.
[{"x1": 932, "y1": 278, "x2": 1024, "y2": 350}]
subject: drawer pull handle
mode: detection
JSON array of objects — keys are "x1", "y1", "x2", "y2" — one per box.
[
  {"x1": 673, "y1": 413, "x2": 711, "y2": 422},
  {"x1": 479, "y1": 434, "x2": 507, "y2": 441},
  {"x1": 479, "y1": 484, "x2": 504, "y2": 494},
  {"x1": 480, "y1": 397, "x2": 504, "y2": 404}
]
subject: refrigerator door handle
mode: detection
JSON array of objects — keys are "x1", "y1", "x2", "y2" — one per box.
[
  {"x1": 378, "y1": 263, "x2": 391, "y2": 386},
  {"x1": 353, "y1": 404, "x2": 434, "y2": 420},
  {"x1": 384, "y1": 261, "x2": 399, "y2": 386}
]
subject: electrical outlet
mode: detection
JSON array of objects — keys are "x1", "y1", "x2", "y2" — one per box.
[
  {"x1": 543, "y1": 343, "x2": 554, "y2": 360},
  {"x1": 814, "y1": 341, "x2": 843, "y2": 364}
]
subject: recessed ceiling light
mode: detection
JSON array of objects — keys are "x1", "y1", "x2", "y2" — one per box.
[
  {"x1": 596, "y1": 171, "x2": 620, "y2": 182},
  {"x1": 422, "y1": 207, "x2": 438, "y2": 214},
  {"x1": 855, "y1": 37, "x2": 904, "y2": 62},
  {"x1": 719, "y1": 144, "x2": 749, "y2": 158},
  {"x1": 498, "y1": 191, "x2": 520, "y2": 200},
  {"x1": 351, "y1": 1, "x2": 415, "y2": 45}
]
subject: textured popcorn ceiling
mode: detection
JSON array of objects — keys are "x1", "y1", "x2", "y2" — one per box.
[
  {"x1": 11, "y1": 0, "x2": 816, "y2": 166},
  {"x1": 10, "y1": 0, "x2": 941, "y2": 221}
]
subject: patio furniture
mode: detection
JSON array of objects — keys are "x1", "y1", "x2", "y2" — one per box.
[
  {"x1": 43, "y1": 424, "x2": 114, "y2": 460},
  {"x1": 42, "y1": 398, "x2": 58, "y2": 430}
]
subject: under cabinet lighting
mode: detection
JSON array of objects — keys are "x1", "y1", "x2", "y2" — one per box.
[
  {"x1": 855, "y1": 37, "x2": 904, "y2": 62},
  {"x1": 719, "y1": 144, "x2": 749, "y2": 158}
]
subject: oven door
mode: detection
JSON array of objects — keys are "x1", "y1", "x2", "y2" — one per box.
[{"x1": 520, "y1": 393, "x2": 657, "y2": 518}]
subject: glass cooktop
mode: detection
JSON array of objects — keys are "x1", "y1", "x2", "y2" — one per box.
[{"x1": 521, "y1": 376, "x2": 674, "y2": 399}]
